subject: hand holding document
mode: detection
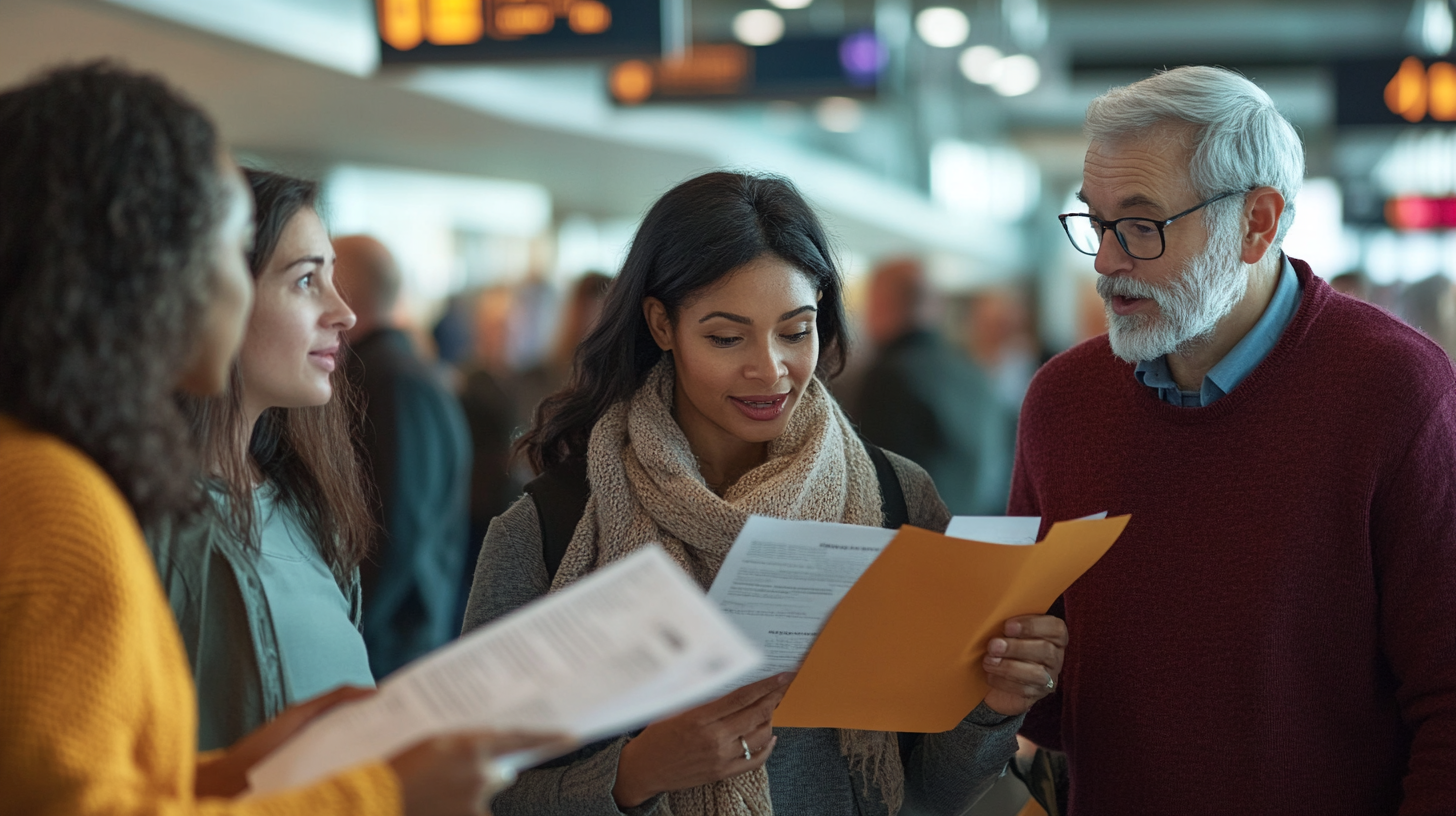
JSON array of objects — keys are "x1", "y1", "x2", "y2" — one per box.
[
  {"x1": 248, "y1": 546, "x2": 762, "y2": 795},
  {"x1": 706, "y1": 513, "x2": 1128, "y2": 733},
  {"x1": 773, "y1": 515, "x2": 1128, "y2": 732}
]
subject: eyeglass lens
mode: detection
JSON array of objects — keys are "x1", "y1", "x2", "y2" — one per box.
[{"x1": 1064, "y1": 215, "x2": 1164, "y2": 260}]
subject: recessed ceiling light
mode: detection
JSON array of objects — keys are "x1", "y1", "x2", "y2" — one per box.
[
  {"x1": 734, "y1": 9, "x2": 786, "y2": 46},
  {"x1": 816, "y1": 96, "x2": 864, "y2": 133},
  {"x1": 915, "y1": 7, "x2": 971, "y2": 49},
  {"x1": 991, "y1": 54, "x2": 1040, "y2": 97},
  {"x1": 958, "y1": 45, "x2": 1004, "y2": 85}
]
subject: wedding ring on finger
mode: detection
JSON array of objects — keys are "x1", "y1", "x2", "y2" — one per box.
[
  {"x1": 740, "y1": 737, "x2": 753, "y2": 761},
  {"x1": 1045, "y1": 675, "x2": 1056, "y2": 692},
  {"x1": 478, "y1": 759, "x2": 518, "y2": 803}
]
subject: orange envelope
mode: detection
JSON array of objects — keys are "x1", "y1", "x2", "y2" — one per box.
[{"x1": 772, "y1": 515, "x2": 1130, "y2": 732}]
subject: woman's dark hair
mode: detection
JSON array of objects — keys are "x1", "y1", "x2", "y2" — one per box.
[
  {"x1": 518, "y1": 171, "x2": 850, "y2": 473},
  {"x1": 0, "y1": 62, "x2": 225, "y2": 528},
  {"x1": 179, "y1": 170, "x2": 372, "y2": 579}
]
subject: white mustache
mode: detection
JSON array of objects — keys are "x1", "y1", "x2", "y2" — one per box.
[{"x1": 1096, "y1": 275, "x2": 1163, "y2": 302}]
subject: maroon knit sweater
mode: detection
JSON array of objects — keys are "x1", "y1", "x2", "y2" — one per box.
[{"x1": 1011, "y1": 260, "x2": 1456, "y2": 815}]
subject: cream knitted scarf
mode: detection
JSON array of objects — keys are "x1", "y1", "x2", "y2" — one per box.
[{"x1": 550, "y1": 357, "x2": 904, "y2": 816}]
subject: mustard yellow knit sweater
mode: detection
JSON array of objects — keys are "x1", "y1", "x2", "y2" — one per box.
[{"x1": 0, "y1": 415, "x2": 401, "y2": 816}]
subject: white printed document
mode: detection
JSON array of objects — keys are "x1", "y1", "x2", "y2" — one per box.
[
  {"x1": 248, "y1": 546, "x2": 762, "y2": 795},
  {"x1": 945, "y1": 513, "x2": 1109, "y2": 545},
  {"x1": 705, "y1": 516, "x2": 897, "y2": 688},
  {"x1": 944, "y1": 516, "x2": 1042, "y2": 545}
]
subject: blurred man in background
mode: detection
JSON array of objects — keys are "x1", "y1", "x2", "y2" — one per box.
[
  {"x1": 510, "y1": 271, "x2": 611, "y2": 422},
  {"x1": 336, "y1": 234, "x2": 471, "y2": 679},
  {"x1": 963, "y1": 286, "x2": 1041, "y2": 414},
  {"x1": 454, "y1": 272, "x2": 613, "y2": 620},
  {"x1": 850, "y1": 258, "x2": 1014, "y2": 515},
  {"x1": 1014, "y1": 66, "x2": 1456, "y2": 813}
]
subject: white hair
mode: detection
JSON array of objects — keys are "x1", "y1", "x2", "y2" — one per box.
[{"x1": 1085, "y1": 65, "x2": 1305, "y2": 249}]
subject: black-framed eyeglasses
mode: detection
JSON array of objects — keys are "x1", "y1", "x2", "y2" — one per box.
[{"x1": 1058, "y1": 191, "x2": 1243, "y2": 261}]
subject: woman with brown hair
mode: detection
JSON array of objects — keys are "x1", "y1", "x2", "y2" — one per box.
[
  {"x1": 0, "y1": 61, "x2": 558, "y2": 816},
  {"x1": 150, "y1": 168, "x2": 389, "y2": 750},
  {"x1": 464, "y1": 171, "x2": 1067, "y2": 816}
]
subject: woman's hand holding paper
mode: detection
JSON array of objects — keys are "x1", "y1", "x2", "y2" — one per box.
[
  {"x1": 612, "y1": 672, "x2": 793, "y2": 807},
  {"x1": 195, "y1": 685, "x2": 377, "y2": 798},
  {"x1": 389, "y1": 730, "x2": 575, "y2": 816},
  {"x1": 981, "y1": 615, "x2": 1068, "y2": 716}
]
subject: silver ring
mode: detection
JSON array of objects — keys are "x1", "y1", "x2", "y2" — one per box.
[
  {"x1": 1045, "y1": 675, "x2": 1056, "y2": 692},
  {"x1": 475, "y1": 760, "x2": 517, "y2": 815},
  {"x1": 740, "y1": 737, "x2": 752, "y2": 761}
]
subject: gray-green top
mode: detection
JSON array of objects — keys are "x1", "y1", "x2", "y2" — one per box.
[
  {"x1": 252, "y1": 486, "x2": 375, "y2": 703},
  {"x1": 146, "y1": 486, "x2": 373, "y2": 751}
]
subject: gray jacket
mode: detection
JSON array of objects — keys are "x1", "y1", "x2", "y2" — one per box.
[
  {"x1": 146, "y1": 497, "x2": 364, "y2": 752},
  {"x1": 463, "y1": 451, "x2": 1022, "y2": 816}
]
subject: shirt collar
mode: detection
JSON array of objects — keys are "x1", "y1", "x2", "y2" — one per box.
[{"x1": 1133, "y1": 254, "x2": 1302, "y2": 407}]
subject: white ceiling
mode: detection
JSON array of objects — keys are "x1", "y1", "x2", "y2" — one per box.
[{"x1": 0, "y1": 0, "x2": 1013, "y2": 267}]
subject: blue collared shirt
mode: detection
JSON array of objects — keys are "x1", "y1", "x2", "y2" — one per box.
[{"x1": 1134, "y1": 254, "x2": 1302, "y2": 407}]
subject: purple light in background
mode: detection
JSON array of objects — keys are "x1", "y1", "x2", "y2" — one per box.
[{"x1": 840, "y1": 30, "x2": 887, "y2": 86}]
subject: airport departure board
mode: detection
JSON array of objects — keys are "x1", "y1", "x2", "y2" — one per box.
[
  {"x1": 1335, "y1": 56, "x2": 1456, "y2": 126},
  {"x1": 378, "y1": 0, "x2": 662, "y2": 63}
]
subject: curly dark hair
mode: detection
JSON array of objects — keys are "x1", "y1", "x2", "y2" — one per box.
[
  {"x1": 0, "y1": 62, "x2": 226, "y2": 528},
  {"x1": 180, "y1": 169, "x2": 373, "y2": 580},
  {"x1": 518, "y1": 171, "x2": 851, "y2": 473}
]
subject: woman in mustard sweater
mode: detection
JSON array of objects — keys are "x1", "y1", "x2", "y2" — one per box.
[{"x1": 0, "y1": 62, "x2": 559, "y2": 816}]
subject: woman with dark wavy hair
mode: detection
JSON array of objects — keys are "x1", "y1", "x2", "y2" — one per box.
[
  {"x1": 463, "y1": 171, "x2": 1069, "y2": 816},
  {"x1": 150, "y1": 168, "x2": 382, "y2": 752},
  {"x1": 0, "y1": 62, "x2": 558, "y2": 816}
]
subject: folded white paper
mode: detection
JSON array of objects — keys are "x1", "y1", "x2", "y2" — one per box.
[
  {"x1": 944, "y1": 516, "x2": 1042, "y2": 545},
  {"x1": 705, "y1": 516, "x2": 897, "y2": 689},
  {"x1": 248, "y1": 546, "x2": 762, "y2": 795},
  {"x1": 945, "y1": 513, "x2": 1109, "y2": 545}
]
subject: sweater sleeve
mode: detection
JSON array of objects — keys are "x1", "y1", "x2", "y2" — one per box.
[
  {"x1": 884, "y1": 451, "x2": 951, "y2": 532},
  {"x1": 1371, "y1": 385, "x2": 1456, "y2": 816},
  {"x1": 0, "y1": 427, "x2": 400, "y2": 816},
  {"x1": 199, "y1": 766, "x2": 400, "y2": 816},
  {"x1": 462, "y1": 495, "x2": 551, "y2": 633},
  {"x1": 461, "y1": 496, "x2": 664, "y2": 816},
  {"x1": 1005, "y1": 415, "x2": 1040, "y2": 518},
  {"x1": 1004, "y1": 404, "x2": 1063, "y2": 751},
  {"x1": 904, "y1": 703, "x2": 1022, "y2": 814}
]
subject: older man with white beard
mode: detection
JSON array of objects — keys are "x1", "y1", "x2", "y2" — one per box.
[{"x1": 1010, "y1": 66, "x2": 1456, "y2": 815}]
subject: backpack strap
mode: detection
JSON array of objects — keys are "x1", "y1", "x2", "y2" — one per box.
[
  {"x1": 523, "y1": 455, "x2": 590, "y2": 583},
  {"x1": 862, "y1": 440, "x2": 910, "y2": 530},
  {"x1": 526, "y1": 443, "x2": 910, "y2": 582}
]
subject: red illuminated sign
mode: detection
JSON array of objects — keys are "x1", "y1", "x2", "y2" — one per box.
[{"x1": 1386, "y1": 196, "x2": 1456, "y2": 230}]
